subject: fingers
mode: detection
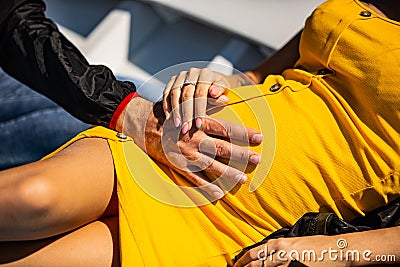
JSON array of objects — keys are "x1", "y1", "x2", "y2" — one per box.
[
  {"x1": 235, "y1": 252, "x2": 286, "y2": 267},
  {"x1": 194, "y1": 69, "x2": 230, "y2": 129},
  {"x1": 234, "y1": 240, "x2": 292, "y2": 267},
  {"x1": 169, "y1": 145, "x2": 249, "y2": 186},
  {"x1": 202, "y1": 118, "x2": 264, "y2": 145},
  {"x1": 209, "y1": 71, "x2": 230, "y2": 98},
  {"x1": 207, "y1": 95, "x2": 230, "y2": 106},
  {"x1": 170, "y1": 158, "x2": 224, "y2": 199},
  {"x1": 198, "y1": 138, "x2": 261, "y2": 165},
  {"x1": 170, "y1": 71, "x2": 188, "y2": 128},
  {"x1": 194, "y1": 68, "x2": 213, "y2": 129},
  {"x1": 168, "y1": 147, "x2": 252, "y2": 197},
  {"x1": 182, "y1": 170, "x2": 224, "y2": 200},
  {"x1": 162, "y1": 76, "x2": 176, "y2": 120},
  {"x1": 181, "y1": 68, "x2": 200, "y2": 134},
  {"x1": 162, "y1": 68, "x2": 232, "y2": 133},
  {"x1": 194, "y1": 152, "x2": 248, "y2": 187},
  {"x1": 234, "y1": 247, "x2": 268, "y2": 267},
  {"x1": 167, "y1": 151, "x2": 224, "y2": 199}
]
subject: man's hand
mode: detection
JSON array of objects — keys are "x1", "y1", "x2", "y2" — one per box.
[{"x1": 115, "y1": 97, "x2": 263, "y2": 199}]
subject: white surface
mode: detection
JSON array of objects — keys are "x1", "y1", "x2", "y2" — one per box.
[
  {"x1": 58, "y1": 9, "x2": 233, "y2": 102},
  {"x1": 147, "y1": 0, "x2": 325, "y2": 48},
  {"x1": 59, "y1": 10, "x2": 151, "y2": 82},
  {"x1": 58, "y1": 10, "x2": 163, "y2": 101},
  {"x1": 57, "y1": 1, "x2": 327, "y2": 101}
]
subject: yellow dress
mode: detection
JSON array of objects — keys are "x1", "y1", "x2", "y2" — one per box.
[{"x1": 46, "y1": 0, "x2": 400, "y2": 265}]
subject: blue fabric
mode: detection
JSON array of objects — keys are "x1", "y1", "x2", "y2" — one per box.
[{"x1": 0, "y1": 69, "x2": 89, "y2": 170}]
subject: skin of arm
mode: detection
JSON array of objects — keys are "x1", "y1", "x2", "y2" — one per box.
[
  {"x1": 362, "y1": 0, "x2": 400, "y2": 21},
  {"x1": 244, "y1": 30, "x2": 302, "y2": 84},
  {"x1": 234, "y1": 226, "x2": 400, "y2": 266}
]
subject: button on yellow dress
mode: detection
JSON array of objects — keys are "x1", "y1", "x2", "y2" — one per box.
[{"x1": 46, "y1": 0, "x2": 400, "y2": 265}]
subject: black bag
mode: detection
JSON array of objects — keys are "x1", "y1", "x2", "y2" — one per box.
[{"x1": 233, "y1": 197, "x2": 400, "y2": 266}]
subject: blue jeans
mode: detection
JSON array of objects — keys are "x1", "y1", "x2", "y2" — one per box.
[{"x1": 0, "y1": 69, "x2": 90, "y2": 170}]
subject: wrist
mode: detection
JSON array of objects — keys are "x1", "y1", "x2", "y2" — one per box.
[
  {"x1": 114, "y1": 96, "x2": 154, "y2": 149},
  {"x1": 226, "y1": 72, "x2": 255, "y2": 88},
  {"x1": 244, "y1": 71, "x2": 262, "y2": 84},
  {"x1": 110, "y1": 91, "x2": 141, "y2": 131}
]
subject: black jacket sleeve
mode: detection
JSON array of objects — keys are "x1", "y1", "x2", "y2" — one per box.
[{"x1": 0, "y1": 0, "x2": 136, "y2": 127}]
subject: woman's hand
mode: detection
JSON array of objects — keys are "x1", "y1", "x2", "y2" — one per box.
[
  {"x1": 233, "y1": 235, "x2": 339, "y2": 267},
  {"x1": 118, "y1": 97, "x2": 263, "y2": 199},
  {"x1": 162, "y1": 68, "x2": 253, "y2": 134},
  {"x1": 234, "y1": 226, "x2": 400, "y2": 267}
]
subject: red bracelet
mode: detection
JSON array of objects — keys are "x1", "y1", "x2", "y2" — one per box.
[{"x1": 109, "y1": 91, "x2": 140, "y2": 130}]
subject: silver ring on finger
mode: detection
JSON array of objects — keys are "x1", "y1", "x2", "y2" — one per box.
[
  {"x1": 171, "y1": 85, "x2": 183, "y2": 91},
  {"x1": 183, "y1": 78, "x2": 197, "y2": 86}
]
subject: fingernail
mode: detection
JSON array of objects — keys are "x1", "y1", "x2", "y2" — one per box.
[
  {"x1": 181, "y1": 122, "x2": 188, "y2": 134},
  {"x1": 210, "y1": 86, "x2": 220, "y2": 96},
  {"x1": 235, "y1": 173, "x2": 248, "y2": 184},
  {"x1": 250, "y1": 154, "x2": 262, "y2": 164},
  {"x1": 174, "y1": 117, "x2": 181, "y2": 128},
  {"x1": 195, "y1": 118, "x2": 202, "y2": 129},
  {"x1": 218, "y1": 95, "x2": 229, "y2": 103},
  {"x1": 252, "y1": 134, "x2": 264, "y2": 143},
  {"x1": 213, "y1": 191, "x2": 224, "y2": 199},
  {"x1": 165, "y1": 111, "x2": 171, "y2": 120}
]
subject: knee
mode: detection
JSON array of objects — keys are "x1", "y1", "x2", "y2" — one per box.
[{"x1": 13, "y1": 174, "x2": 56, "y2": 219}]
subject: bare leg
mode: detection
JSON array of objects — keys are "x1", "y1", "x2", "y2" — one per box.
[
  {"x1": 0, "y1": 138, "x2": 117, "y2": 241},
  {"x1": 0, "y1": 216, "x2": 119, "y2": 267}
]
